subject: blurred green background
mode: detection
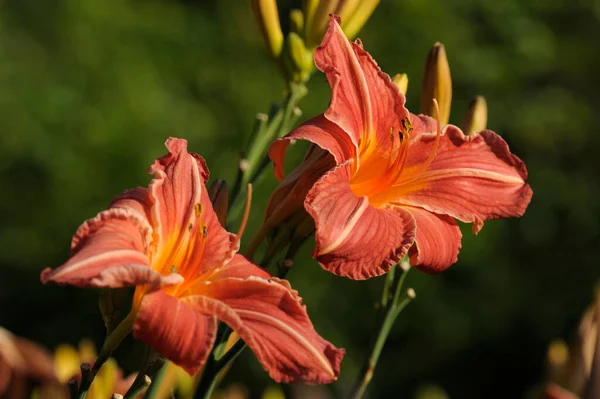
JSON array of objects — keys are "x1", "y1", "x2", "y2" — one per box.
[{"x1": 1, "y1": 0, "x2": 599, "y2": 398}]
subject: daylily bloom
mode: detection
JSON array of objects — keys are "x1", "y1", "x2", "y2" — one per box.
[
  {"x1": 41, "y1": 138, "x2": 343, "y2": 382},
  {"x1": 262, "y1": 16, "x2": 533, "y2": 279}
]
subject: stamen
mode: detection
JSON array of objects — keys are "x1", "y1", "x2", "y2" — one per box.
[
  {"x1": 395, "y1": 99, "x2": 442, "y2": 186},
  {"x1": 194, "y1": 203, "x2": 203, "y2": 218},
  {"x1": 235, "y1": 184, "x2": 253, "y2": 244}
]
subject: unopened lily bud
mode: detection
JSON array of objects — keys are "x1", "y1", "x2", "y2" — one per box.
[
  {"x1": 420, "y1": 42, "x2": 452, "y2": 125},
  {"x1": 283, "y1": 32, "x2": 313, "y2": 83},
  {"x1": 392, "y1": 73, "x2": 409, "y2": 96},
  {"x1": 340, "y1": 0, "x2": 380, "y2": 40},
  {"x1": 304, "y1": 1, "x2": 339, "y2": 49},
  {"x1": 208, "y1": 179, "x2": 228, "y2": 227},
  {"x1": 461, "y1": 96, "x2": 488, "y2": 135},
  {"x1": 289, "y1": 9, "x2": 304, "y2": 35},
  {"x1": 99, "y1": 288, "x2": 128, "y2": 335},
  {"x1": 251, "y1": 0, "x2": 284, "y2": 58}
]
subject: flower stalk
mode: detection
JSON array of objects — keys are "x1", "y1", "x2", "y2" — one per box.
[
  {"x1": 76, "y1": 311, "x2": 135, "y2": 398},
  {"x1": 229, "y1": 82, "x2": 307, "y2": 221},
  {"x1": 348, "y1": 260, "x2": 415, "y2": 399}
]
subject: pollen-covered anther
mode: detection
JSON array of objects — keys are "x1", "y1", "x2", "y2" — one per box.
[{"x1": 194, "y1": 203, "x2": 203, "y2": 218}]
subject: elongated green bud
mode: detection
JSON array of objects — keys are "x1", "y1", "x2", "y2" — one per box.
[
  {"x1": 340, "y1": 0, "x2": 380, "y2": 40},
  {"x1": 283, "y1": 32, "x2": 313, "y2": 83},
  {"x1": 420, "y1": 42, "x2": 452, "y2": 125},
  {"x1": 251, "y1": 0, "x2": 284, "y2": 58},
  {"x1": 289, "y1": 9, "x2": 304, "y2": 35}
]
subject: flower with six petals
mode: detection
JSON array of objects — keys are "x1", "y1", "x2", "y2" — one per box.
[
  {"x1": 41, "y1": 138, "x2": 343, "y2": 383},
  {"x1": 264, "y1": 16, "x2": 533, "y2": 279}
]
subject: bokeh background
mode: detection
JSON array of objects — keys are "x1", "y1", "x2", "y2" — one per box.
[{"x1": 1, "y1": 0, "x2": 599, "y2": 398}]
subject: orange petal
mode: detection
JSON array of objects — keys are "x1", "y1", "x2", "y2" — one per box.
[
  {"x1": 315, "y1": 16, "x2": 409, "y2": 154},
  {"x1": 405, "y1": 207, "x2": 462, "y2": 273},
  {"x1": 269, "y1": 115, "x2": 354, "y2": 182},
  {"x1": 382, "y1": 126, "x2": 533, "y2": 233},
  {"x1": 40, "y1": 206, "x2": 165, "y2": 288},
  {"x1": 306, "y1": 164, "x2": 416, "y2": 279},
  {"x1": 147, "y1": 138, "x2": 237, "y2": 278},
  {"x1": 133, "y1": 290, "x2": 217, "y2": 376},
  {"x1": 207, "y1": 254, "x2": 271, "y2": 281},
  {"x1": 184, "y1": 276, "x2": 344, "y2": 384},
  {"x1": 261, "y1": 146, "x2": 335, "y2": 234}
]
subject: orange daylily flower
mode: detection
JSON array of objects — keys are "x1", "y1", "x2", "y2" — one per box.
[
  {"x1": 263, "y1": 16, "x2": 533, "y2": 279},
  {"x1": 41, "y1": 138, "x2": 343, "y2": 382}
]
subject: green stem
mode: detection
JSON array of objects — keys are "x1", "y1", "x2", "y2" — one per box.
[
  {"x1": 228, "y1": 83, "x2": 307, "y2": 224},
  {"x1": 78, "y1": 311, "x2": 135, "y2": 398},
  {"x1": 348, "y1": 262, "x2": 414, "y2": 399}
]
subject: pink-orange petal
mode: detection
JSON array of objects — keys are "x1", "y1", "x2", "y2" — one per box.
[
  {"x1": 147, "y1": 138, "x2": 236, "y2": 278},
  {"x1": 261, "y1": 146, "x2": 336, "y2": 233},
  {"x1": 316, "y1": 16, "x2": 409, "y2": 154},
  {"x1": 387, "y1": 126, "x2": 533, "y2": 233},
  {"x1": 270, "y1": 115, "x2": 355, "y2": 181},
  {"x1": 405, "y1": 207, "x2": 462, "y2": 273},
  {"x1": 306, "y1": 164, "x2": 416, "y2": 279},
  {"x1": 184, "y1": 276, "x2": 344, "y2": 384},
  {"x1": 147, "y1": 137, "x2": 208, "y2": 256},
  {"x1": 207, "y1": 254, "x2": 271, "y2": 281},
  {"x1": 409, "y1": 113, "x2": 438, "y2": 137},
  {"x1": 41, "y1": 207, "x2": 156, "y2": 288},
  {"x1": 133, "y1": 290, "x2": 217, "y2": 376},
  {"x1": 197, "y1": 184, "x2": 238, "y2": 270}
]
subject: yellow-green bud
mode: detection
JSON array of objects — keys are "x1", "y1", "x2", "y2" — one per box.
[
  {"x1": 305, "y1": 0, "x2": 339, "y2": 49},
  {"x1": 251, "y1": 0, "x2": 284, "y2": 58},
  {"x1": 392, "y1": 73, "x2": 409, "y2": 96},
  {"x1": 461, "y1": 95, "x2": 488, "y2": 135},
  {"x1": 420, "y1": 42, "x2": 452, "y2": 125},
  {"x1": 340, "y1": 0, "x2": 380, "y2": 40},
  {"x1": 208, "y1": 179, "x2": 228, "y2": 228},
  {"x1": 289, "y1": 9, "x2": 304, "y2": 35},
  {"x1": 283, "y1": 32, "x2": 313, "y2": 83}
]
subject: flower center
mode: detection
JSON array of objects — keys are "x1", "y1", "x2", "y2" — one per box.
[
  {"x1": 349, "y1": 117, "x2": 413, "y2": 200},
  {"x1": 349, "y1": 110, "x2": 442, "y2": 207}
]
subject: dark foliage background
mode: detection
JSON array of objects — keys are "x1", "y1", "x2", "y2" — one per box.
[{"x1": 1, "y1": 0, "x2": 599, "y2": 398}]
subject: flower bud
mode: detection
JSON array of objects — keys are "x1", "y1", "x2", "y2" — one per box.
[
  {"x1": 304, "y1": 1, "x2": 339, "y2": 49},
  {"x1": 340, "y1": 0, "x2": 380, "y2": 40},
  {"x1": 304, "y1": 1, "x2": 380, "y2": 49},
  {"x1": 289, "y1": 9, "x2": 304, "y2": 35},
  {"x1": 420, "y1": 42, "x2": 452, "y2": 125},
  {"x1": 208, "y1": 179, "x2": 229, "y2": 228},
  {"x1": 392, "y1": 73, "x2": 409, "y2": 96},
  {"x1": 283, "y1": 32, "x2": 313, "y2": 83},
  {"x1": 251, "y1": 0, "x2": 284, "y2": 58},
  {"x1": 461, "y1": 96, "x2": 488, "y2": 135}
]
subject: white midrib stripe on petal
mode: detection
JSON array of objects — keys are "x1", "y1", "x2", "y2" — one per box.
[
  {"x1": 234, "y1": 308, "x2": 334, "y2": 377},
  {"x1": 52, "y1": 250, "x2": 148, "y2": 278},
  {"x1": 319, "y1": 196, "x2": 369, "y2": 255},
  {"x1": 414, "y1": 167, "x2": 525, "y2": 185}
]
